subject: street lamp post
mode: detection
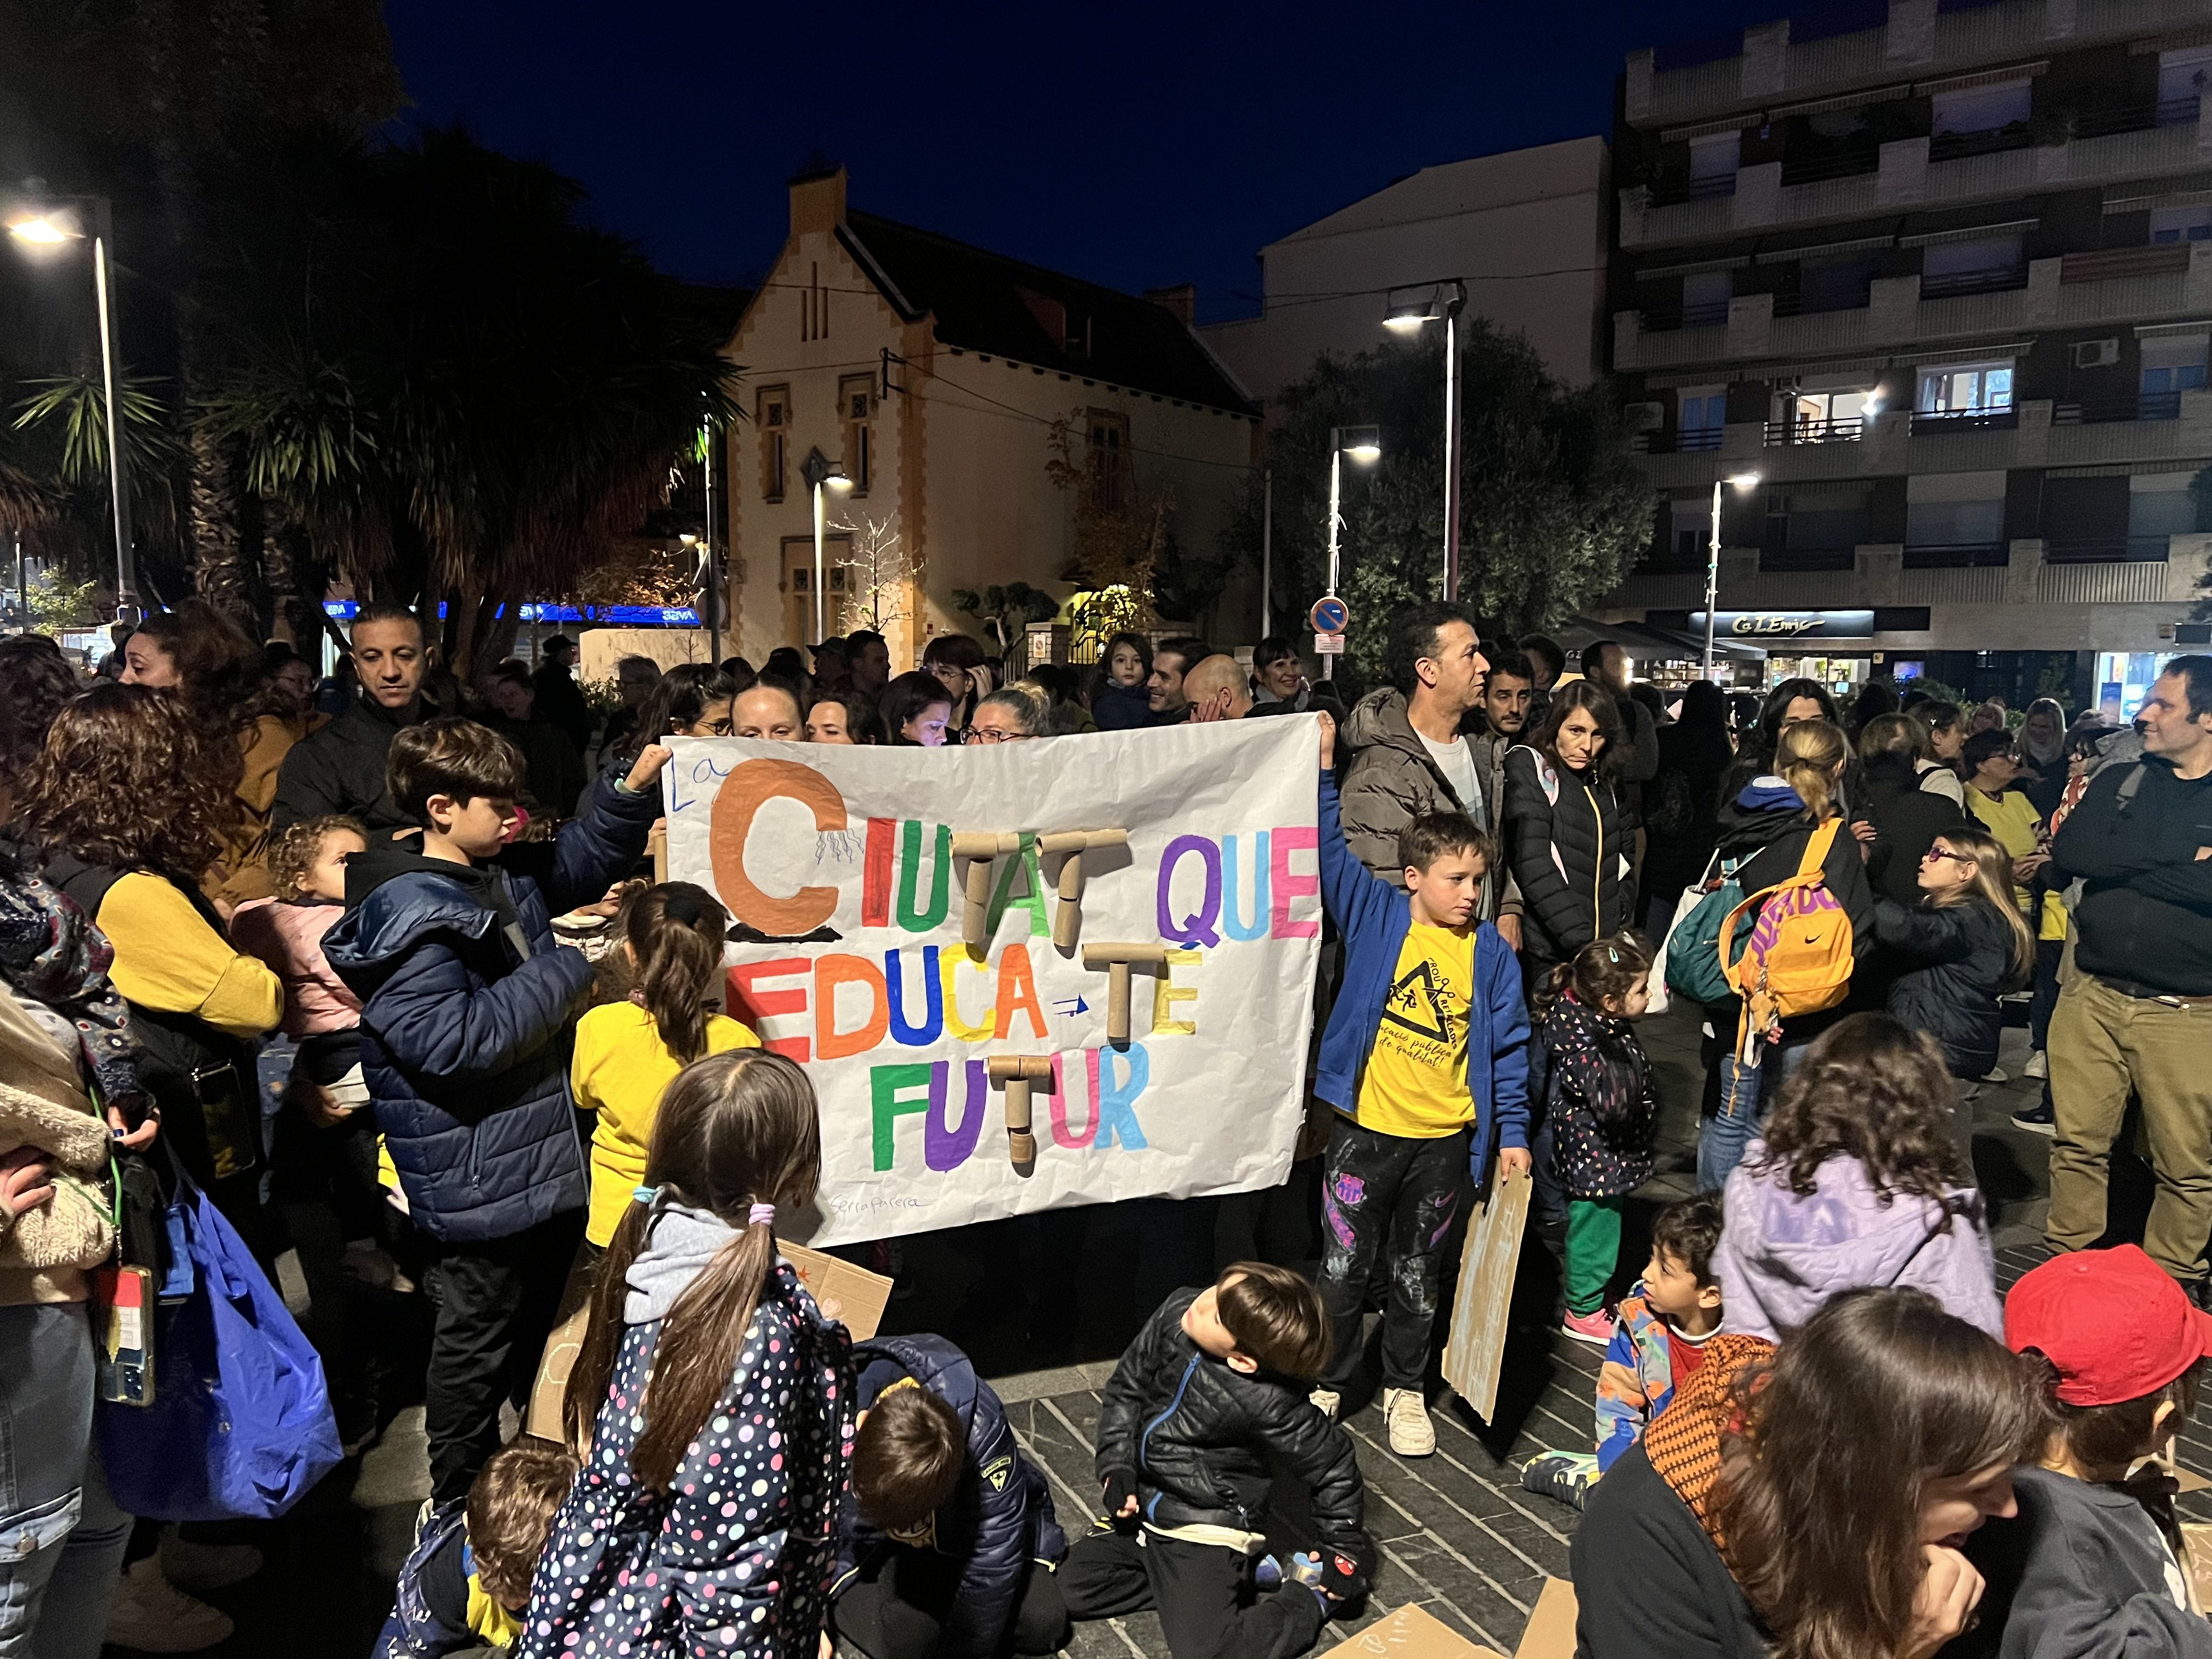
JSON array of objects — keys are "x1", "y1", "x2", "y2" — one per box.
[
  {"x1": 7, "y1": 194, "x2": 137, "y2": 624},
  {"x1": 1323, "y1": 425, "x2": 1382, "y2": 681},
  {"x1": 1384, "y1": 280, "x2": 1468, "y2": 602},
  {"x1": 799, "y1": 447, "x2": 851, "y2": 644},
  {"x1": 1703, "y1": 471, "x2": 1763, "y2": 680}
]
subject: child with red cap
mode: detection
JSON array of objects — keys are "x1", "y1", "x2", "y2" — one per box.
[{"x1": 1966, "y1": 1245, "x2": 2212, "y2": 1656}]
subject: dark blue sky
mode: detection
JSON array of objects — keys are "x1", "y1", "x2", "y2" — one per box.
[{"x1": 386, "y1": 1, "x2": 1784, "y2": 324}]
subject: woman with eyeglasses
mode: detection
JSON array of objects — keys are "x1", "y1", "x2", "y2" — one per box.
[
  {"x1": 1874, "y1": 827, "x2": 2035, "y2": 1165},
  {"x1": 963, "y1": 685, "x2": 1046, "y2": 744},
  {"x1": 1957, "y1": 727, "x2": 2066, "y2": 1090}
]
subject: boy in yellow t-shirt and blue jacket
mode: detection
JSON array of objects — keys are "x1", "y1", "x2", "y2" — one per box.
[{"x1": 1311, "y1": 715, "x2": 1532, "y2": 1458}]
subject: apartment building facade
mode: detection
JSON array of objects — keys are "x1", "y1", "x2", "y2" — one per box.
[{"x1": 1601, "y1": 0, "x2": 2212, "y2": 709}]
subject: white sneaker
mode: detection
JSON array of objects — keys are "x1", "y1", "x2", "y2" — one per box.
[
  {"x1": 2025, "y1": 1050, "x2": 2049, "y2": 1080},
  {"x1": 160, "y1": 1534, "x2": 262, "y2": 1591},
  {"x1": 1981, "y1": 1066, "x2": 2010, "y2": 1084},
  {"x1": 106, "y1": 1556, "x2": 234, "y2": 1652},
  {"x1": 1383, "y1": 1387, "x2": 1436, "y2": 1457},
  {"x1": 1308, "y1": 1387, "x2": 1341, "y2": 1422}
]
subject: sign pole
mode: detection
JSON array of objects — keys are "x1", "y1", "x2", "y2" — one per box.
[{"x1": 1703, "y1": 478, "x2": 1722, "y2": 681}]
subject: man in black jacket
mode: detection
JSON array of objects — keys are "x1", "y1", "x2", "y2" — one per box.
[
  {"x1": 273, "y1": 605, "x2": 433, "y2": 834},
  {"x1": 1061, "y1": 1266, "x2": 1371, "y2": 1659},
  {"x1": 2046, "y1": 656, "x2": 2212, "y2": 1287},
  {"x1": 529, "y1": 633, "x2": 593, "y2": 755}
]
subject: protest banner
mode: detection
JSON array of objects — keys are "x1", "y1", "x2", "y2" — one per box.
[{"x1": 662, "y1": 716, "x2": 1324, "y2": 1247}]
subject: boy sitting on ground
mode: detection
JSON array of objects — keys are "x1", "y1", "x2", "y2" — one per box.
[
  {"x1": 1522, "y1": 1193, "x2": 1726, "y2": 1510},
  {"x1": 1060, "y1": 1263, "x2": 1373, "y2": 1659},
  {"x1": 378, "y1": 1438, "x2": 576, "y2": 1657},
  {"x1": 1967, "y1": 1245, "x2": 2212, "y2": 1656},
  {"x1": 1311, "y1": 711, "x2": 1531, "y2": 1456},
  {"x1": 831, "y1": 1333, "x2": 1069, "y2": 1659}
]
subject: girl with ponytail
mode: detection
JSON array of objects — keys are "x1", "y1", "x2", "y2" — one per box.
[
  {"x1": 528, "y1": 1049, "x2": 849, "y2": 1659},
  {"x1": 570, "y1": 882, "x2": 760, "y2": 1250}
]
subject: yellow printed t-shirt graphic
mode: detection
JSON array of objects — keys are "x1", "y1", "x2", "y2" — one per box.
[{"x1": 1355, "y1": 924, "x2": 1474, "y2": 1138}]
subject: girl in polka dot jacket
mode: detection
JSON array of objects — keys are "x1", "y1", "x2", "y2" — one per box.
[{"x1": 521, "y1": 1050, "x2": 855, "y2": 1659}]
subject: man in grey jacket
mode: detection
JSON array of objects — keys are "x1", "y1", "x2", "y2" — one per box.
[{"x1": 1338, "y1": 605, "x2": 1519, "y2": 944}]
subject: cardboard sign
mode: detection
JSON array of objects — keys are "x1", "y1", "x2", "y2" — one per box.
[
  {"x1": 1512, "y1": 1578, "x2": 1578, "y2": 1659},
  {"x1": 523, "y1": 1247, "x2": 894, "y2": 1447},
  {"x1": 1316, "y1": 1602, "x2": 1504, "y2": 1659},
  {"x1": 662, "y1": 721, "x2": 1325, "y2": 1246},
  {"x1": 1441, "y1": 1161, "x2": 1532, "y2": 1424}
]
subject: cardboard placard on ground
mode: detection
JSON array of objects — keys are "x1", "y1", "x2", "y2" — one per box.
[
  {"x1": 1511, "y1": 1578, "x2": 1578, "y2": 1659},
  {"x1": 1441, "y1": 1163, "x2": 1532, "y2": 1424},
  {"x1": 2183, "y1": 1522, "x2": 2212, "y2": 1613},
  {"x1": 522, "y1": 1246, "x2": 893, "y2": 1446},
  {"x1": 1316, "y1": 1602, "x2": 1504, "y2": 1659}
]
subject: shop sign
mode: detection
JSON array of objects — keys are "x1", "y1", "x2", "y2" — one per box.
[{"x1": 1688, "y1": 610, "x2": 1875, "y2": 640}]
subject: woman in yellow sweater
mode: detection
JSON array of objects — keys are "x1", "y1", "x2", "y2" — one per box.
[
  {"x1": 17, "y1": 686, "x2": 285, "y2": 1224},
  {"x1": 571, "y1": 883, "x2": 758, "y2": 1252}
]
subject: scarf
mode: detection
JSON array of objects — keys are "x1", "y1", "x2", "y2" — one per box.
[
  {"x1": 0, "y1": 853, "x2": 146, "y2": 1116},
  {"x1": 1641, "y1": 1332, "x2": 1775, "y2": 1554}
]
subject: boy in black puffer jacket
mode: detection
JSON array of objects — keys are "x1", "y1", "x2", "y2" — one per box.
[
  {"x1": 1062, "y1": 1263, "x2": 1372, "y2": 1659},
  {"x1": 323, "y1": 717, "x2": 668, "y2": 1504}
]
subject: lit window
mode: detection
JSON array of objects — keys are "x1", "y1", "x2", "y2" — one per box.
[{"x1": 1916, "y1": 361, "x2": 2013, "y2": 414}]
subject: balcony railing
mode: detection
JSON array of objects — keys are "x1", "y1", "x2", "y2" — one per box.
[
  {"x1": 1640, "y1": 298, "x2": 1731, "y2": 331},
  {"x1": 1918, "y1": 264, "x2": 2029, "y2": 299},
  {"x1": 2044, "y1": 534, "x2": 2174, "y2": 564},
  {"x1": 1771, "y1": 288, "x2": 1873, "y2": 318},
  {"x1": 1633, "y1": 427, "x2": 1725, "y2": 454},
  {"x1": 1759, "y1": 545, "x2": 1859, "y2": 572},
  {"x1": 2064, "y1": 95, "x2": 2201, "y2": 140},
  {"x1": 1764, "y1": 416, "x2": 1864, "y2": 445},
  {"x1": 1911, "y1": 406, "x2": 2018, "y2": 435},
  {"x1": 1927, "y1": 125, "x2": 2033, "y2": 163},
  {"x1": 1779, "y1": 147, "x2": 1881, "y2": 186},
  {"x1": 1646, "y1": 173, "x2": 1739, "y2": 207},
  {"x1": 1903, "y1": 540, "x2": 2009, "y2": 568},
  {"x1": 2051, "y1": 391, "x2": 2185, "y2": 425}
]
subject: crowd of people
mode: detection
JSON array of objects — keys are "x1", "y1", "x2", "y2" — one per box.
[{"x1": 0, "y1": 592, "x2": 2208, "y2": 1659}]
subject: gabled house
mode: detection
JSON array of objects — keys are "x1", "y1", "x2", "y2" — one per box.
[{"x1": 721, "y1": 166, "x2": 1261, "y2": 665}]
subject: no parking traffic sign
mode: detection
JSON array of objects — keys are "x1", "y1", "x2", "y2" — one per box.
[{"x1": 1308, "y1": 595, "x2": 1348, "y2": 635}]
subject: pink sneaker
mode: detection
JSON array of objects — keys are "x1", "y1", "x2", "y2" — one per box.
[{"x1": 1561, "y1": 1307, "x2": 1615, "y2": 1346}]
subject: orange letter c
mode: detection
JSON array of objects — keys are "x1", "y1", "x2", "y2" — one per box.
[{"x1": 708, "y1": 758, "x2": 848, "y2": 937}]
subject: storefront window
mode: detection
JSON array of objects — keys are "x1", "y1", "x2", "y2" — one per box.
[{"x1": 2095, "y1": 652, "x2": 2180, "y2": 721}]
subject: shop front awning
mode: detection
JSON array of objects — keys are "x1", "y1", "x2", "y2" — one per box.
[{"x1": 1558, "y1": 616, "x2": 1769, "y2": 662}]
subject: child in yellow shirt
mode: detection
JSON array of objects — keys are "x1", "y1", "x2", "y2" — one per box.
[{"x1": 570, "y1": 882, "x2": 758, "y2": 1250}]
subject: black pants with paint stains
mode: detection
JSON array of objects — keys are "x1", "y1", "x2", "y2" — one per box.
[
  {"x1": 1314, "y1": 1117, "x2": 1469, "y2": 1393},
  {"x1": 1059, "y1": 1525, "x2": 1328, "y2": 1659}
]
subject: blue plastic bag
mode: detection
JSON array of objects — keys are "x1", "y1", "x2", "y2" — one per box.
[{"x1": 99, "y1": 1168, "x2": 342, "y2": 1520}]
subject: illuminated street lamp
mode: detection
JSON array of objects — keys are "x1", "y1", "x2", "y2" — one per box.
[
  {"x1": 799, "y1": 448, "x2": 852, "y2": 641},
  {"x1": 1384, "y1": 279, "x2": 1468, "y2": 602},
  {"x1": 1703, "y1": 471, "x2": 1763, "y2": 679},
  {"x1": 1322, "y1": 425, "x2": 1382, "y2": 681},
  {"x1": 6, "y1": 192, "x2": 136, "y2": 623}
]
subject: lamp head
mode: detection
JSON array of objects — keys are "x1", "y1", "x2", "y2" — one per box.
[
  {"x1": 1727, "y1": 471, "x2": 1762, "y2": 490},
  {"x1": 1383, "y1": 294, "x2": 1437, "y2": 331},
  {"x1": 6, "y1": 207, "x2": 81, "y2": 245},
  {"x1": 826, "y1": 462, "x2": 853, "y2": 491},
  {"x1": 1338, "y1": 424, "x2": 1383, "y2": 462}
]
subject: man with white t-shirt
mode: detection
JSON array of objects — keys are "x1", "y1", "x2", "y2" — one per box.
[{"x1": 1339, "y1": 606, "x2": 1509, "y2": 932}]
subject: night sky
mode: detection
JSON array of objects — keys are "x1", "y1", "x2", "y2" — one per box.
[{"x1": 386, "y1": 1, "x2": 1785, "y2": 322}]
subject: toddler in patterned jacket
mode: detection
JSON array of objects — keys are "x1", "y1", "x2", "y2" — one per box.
[{"x1": 1533, "y1": 934, "x2": 1660, "y2": 1348}]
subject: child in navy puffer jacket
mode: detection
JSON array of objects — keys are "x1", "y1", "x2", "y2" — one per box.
[{"x1": 323, "y1": 718, "x2": 667, "y2": 1504}]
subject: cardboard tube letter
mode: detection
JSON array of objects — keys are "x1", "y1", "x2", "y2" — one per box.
[
  {"x1": 1081, "y1": 941, "x2": 1169, "y2": 1046},
  {"x1": 951, "y1": 831, "x2": 1022, "y2": 953},
  {"x1": 986, "y1": 1054, "x2": 1054, "y2": 1173},
  {"x1": 1038, "y1": 828, "x2": 1128, "y2": 950}
]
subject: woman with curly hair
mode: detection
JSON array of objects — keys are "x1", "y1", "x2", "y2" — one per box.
[
  {"x1": 1711, "y1": 1013, "x2": 2002, "y2": 1344},
  {"x1": 0, "y1": 633, "x2": 80, "y2": 823},
  {"x1": 119, "y1": 600, "x2": 318, "y2": 907},
  {"x1": 1573, "y1": 1286, "x2": 2047, "y2": 1659},
  {"x1": 16, "y1": 684, "x2": 284, "y2": 1229}
]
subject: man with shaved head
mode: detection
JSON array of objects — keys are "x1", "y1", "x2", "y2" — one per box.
[{"x1": 1183, "y1": 654, "x2": 1253, "y2": 724}]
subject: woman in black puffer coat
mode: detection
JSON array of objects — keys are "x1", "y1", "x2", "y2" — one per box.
[
  {"x1": 1503, "y1": 680, "x2": 1632, "y2": 985},
  {"x1": 1874, "y1": 823, "x2": 2032, "y2": 1164}
]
